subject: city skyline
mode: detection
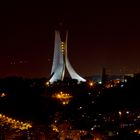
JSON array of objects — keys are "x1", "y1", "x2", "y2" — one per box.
[{"x1": 0, "y1": 1, "x2": 140, "y2": 78}]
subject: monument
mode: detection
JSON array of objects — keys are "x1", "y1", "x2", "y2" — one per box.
[{"x1": 49, "y1": 31, "x2": 86, "y2": 83}]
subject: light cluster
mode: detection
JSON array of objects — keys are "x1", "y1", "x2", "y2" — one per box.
[
  {"x1": 52, "y1": 91, "x2": 73, "y2": 105},
  {"x1": 0, "y1": 113, "x2": 32, "y2": 130},
  {"x1": 61, "y1": 41, "x2": 65, "y2": 54},
  {"x1": 51, "y1": 124, "x2": 59, "y2": 132}
]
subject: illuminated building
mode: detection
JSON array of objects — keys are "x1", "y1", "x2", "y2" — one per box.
[{"x1": 49, "y1": 31, "x2": 86, "y2": 83}]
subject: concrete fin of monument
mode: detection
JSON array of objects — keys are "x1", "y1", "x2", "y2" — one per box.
[{"x1": 49, "y1": 30, "x2": 86, "y2": 83}]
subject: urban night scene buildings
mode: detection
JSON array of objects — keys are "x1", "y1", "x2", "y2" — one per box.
[{"x1": 0, "y1": 1, "x2": 140, "y2": 140}]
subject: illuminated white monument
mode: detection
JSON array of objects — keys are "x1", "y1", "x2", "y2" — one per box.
[{"x1": 49, "y1": 31, "x2": 86, "y2": 83}]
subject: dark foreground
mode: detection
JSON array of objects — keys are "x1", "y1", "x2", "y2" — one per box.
[{"x1": 0, "y1": 76, "x2": 140, "y2": 139}]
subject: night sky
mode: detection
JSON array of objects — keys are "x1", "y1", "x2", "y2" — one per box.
[{"x1": 0, "y1": 1, "x2": 140, "y2": 78}]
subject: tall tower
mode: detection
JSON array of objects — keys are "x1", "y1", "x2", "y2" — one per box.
[
  {"x1": 102, "y1": 67, "x2": 106, "y2": 86},
  {"x1": 49, "y1": 31, "x2": 86, "y2": 83}
]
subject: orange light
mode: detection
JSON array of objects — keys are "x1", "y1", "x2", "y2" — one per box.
[{"x1": 89, "y1": 81, "x2": 94, "y2": 87}]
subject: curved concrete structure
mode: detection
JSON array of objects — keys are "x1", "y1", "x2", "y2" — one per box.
[{"x1": 49, "y1": 31, "x2": 86, "y2": 83}]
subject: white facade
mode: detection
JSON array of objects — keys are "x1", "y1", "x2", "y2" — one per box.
[{"x1": 49, "y1": 31, "x2": 86, "y2": 83}]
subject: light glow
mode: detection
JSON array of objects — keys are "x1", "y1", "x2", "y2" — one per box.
[
  {"x1": 52, "y1": 91, "x2": 73, "y2": 105},
  {"x1": 0, "y1": 113, "x2": 32, "y2": 130}
]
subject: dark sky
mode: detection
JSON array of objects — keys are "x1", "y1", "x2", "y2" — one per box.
[{"x1": 0, "y1": 1, "x2": 140, "y2": 78}]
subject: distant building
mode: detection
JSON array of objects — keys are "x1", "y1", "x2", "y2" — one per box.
[{"x1": 102, "y1": 67, "x2": 106, "y2": 86}]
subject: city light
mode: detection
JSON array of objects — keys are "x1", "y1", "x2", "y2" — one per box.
[
  {"x1": 52, "y1": 91, "x2": 73, "y2": 105},
  {"x1": 88, "y1": 81, "x2": 94, "y2": 87},
  {"x1": 134, "y1": 129, "x2": 140, "y2": 135},
  {"x1": 0, "y1": 113, "x2": 32, "y2": 130},
  {"x1": 118, "y1": 111, "x2": 122, "y2": 116},
  {"x1": 46, "y1": 81, "x2": 50, "y2": 86},
  {"x1": 51, "y1": 124, "x2": 59, "y2": 132},
  {"x1": 0, "y1": 92, "x2": 6, "y2": 97}
]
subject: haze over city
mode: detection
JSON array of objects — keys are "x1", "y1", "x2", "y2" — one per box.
[{"x1": 0, "y1": 1, "x2": 140, "y2": 78}]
